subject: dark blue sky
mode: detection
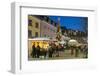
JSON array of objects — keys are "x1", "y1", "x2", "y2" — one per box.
[{"x1": 49, "y1": 16, "x2": 88, "y2": 32}]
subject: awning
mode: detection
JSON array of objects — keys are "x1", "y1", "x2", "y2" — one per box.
[{"x1": 28, "y1": 37, "x2": 50, "y2": 41}]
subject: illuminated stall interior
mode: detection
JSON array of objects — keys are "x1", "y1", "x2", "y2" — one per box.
[{"x1": 28, "y1": 38, "x2": 50, "y2": 56}]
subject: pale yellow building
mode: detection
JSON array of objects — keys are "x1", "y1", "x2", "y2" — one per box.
[{"x1": 28, "y1": 15, "x2": 41, "y2": 38}]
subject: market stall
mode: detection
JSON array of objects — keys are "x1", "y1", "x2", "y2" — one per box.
[{"x1": 28, "y1": 37, "x2": 50, "y2": 55}]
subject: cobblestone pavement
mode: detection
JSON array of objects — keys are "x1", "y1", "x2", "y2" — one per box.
[{"x1": 29, "y1": 49, "x2": 87, "y2": 61}]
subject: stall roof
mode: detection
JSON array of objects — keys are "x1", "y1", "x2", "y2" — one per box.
[{"x1": 28, "y1": 37, "x2": 50, "y2": 41}]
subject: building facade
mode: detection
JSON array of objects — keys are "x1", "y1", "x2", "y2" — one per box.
[
  {"x1": 28, "y1": 15, "x2": 41, "y2": 38},
  {"x1": 28, "y1": 15, "x2": 57, "y2": 39},
  {"x1": 40, "y1": 20, "x2": 57, "y2": 39},
  {"x1": 28, "y1": 15, "x2": 57, "y2": 57}
]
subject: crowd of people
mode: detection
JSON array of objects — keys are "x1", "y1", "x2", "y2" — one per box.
[
  {"x1": 69, "y1": 44, "x2": 88, "y2": 58},
  {"x1": 30, "y1": 41, "x2": 88, "y2": 59},
  {"x1": 31, "y1": 42, "x2": 65, "y2": 59}
]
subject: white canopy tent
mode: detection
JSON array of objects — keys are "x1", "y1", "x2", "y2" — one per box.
[{"x1": 68, "y1": 39, "x2": 78, "y2": 46}]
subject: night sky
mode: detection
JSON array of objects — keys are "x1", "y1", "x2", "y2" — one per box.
[{"x1": 49, "y1": 16, "x2": 88, "y2": 32}]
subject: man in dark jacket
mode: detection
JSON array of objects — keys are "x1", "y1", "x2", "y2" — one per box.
[
  {"x1": 36, "y1": 43, "x2": 40, "y2": 58},
  {"x1": 31, "y1": 43, "x2": 36, "y2": 58}
]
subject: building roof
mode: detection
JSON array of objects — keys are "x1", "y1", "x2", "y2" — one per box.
[{"x1": 31, "y1": 15, "x2": 58, "y2": 27}]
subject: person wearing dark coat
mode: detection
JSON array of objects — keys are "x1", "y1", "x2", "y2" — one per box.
[
  {"x1": 70, "y1": 46, "x2": 74, "y2": 55},
  {"x1": 36, "y1": 43, "x2": 40, "y2": 58},
  {"x1": 84, "y1": 45, "x2": 88, "y2": 58},
  {"x1": 75, "y1": 47, "x2": 79, "y2": 57},
  {"x1": 48, "y1": 44, "x2": 53, "y2": 58},
  {"x1": 31, "y1": 43, "x2": 36, "y2": 58}
]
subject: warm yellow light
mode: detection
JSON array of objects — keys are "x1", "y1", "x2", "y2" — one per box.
[{"x1": 31, "y1": 40, "x2": 49, "y2": 49}]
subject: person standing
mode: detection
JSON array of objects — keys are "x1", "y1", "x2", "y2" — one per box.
[
  {"x1": 84, "y1": 45, "x2": 88, "y2": 58},
  {"x1": 31, "y1": 43, "x2": 36, "y2": 58},
  {"x1": 70, "y1": 46, "x2": 74, "y2": 55},
  {"x1": 49, "y1": 44, "x2": 53, "y2": 58},
  {"x1": 36, "y1": 43, "x2": 40, "y2": 58},
  {"x1": 75, "y1": 46, "x2": 79, "y2": 57}
]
